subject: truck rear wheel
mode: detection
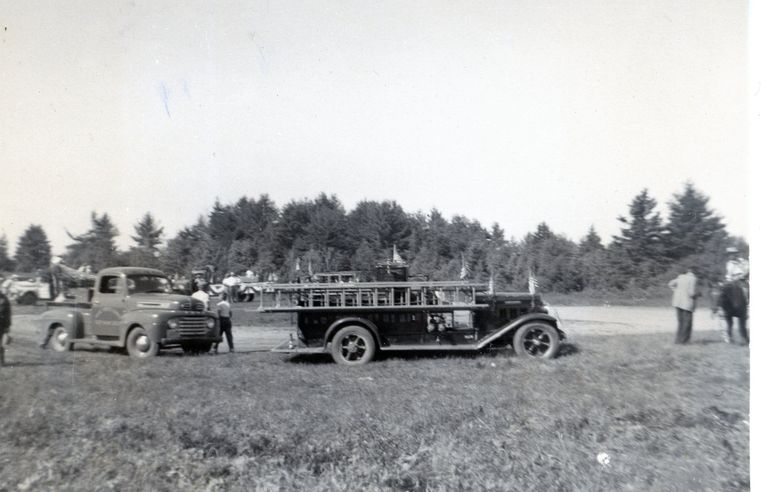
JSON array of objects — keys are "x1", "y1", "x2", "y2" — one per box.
[
  {"x1": 49, "y1": 325, "x2": 72, "y2": 352},
  {"x1": 513, "y1": 322, "x2": 560, "y2": 359},
  {"x1": 18, "y1": 292, "x2": 38, "y2": 305},
  {"x1": 126, "y1": 327, "x2": 159, "y2": 358},
  {"x1": 330, "y1": 325, "x2": 376, "y2": 365}
]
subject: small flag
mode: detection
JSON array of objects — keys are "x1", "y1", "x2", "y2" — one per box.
[
  {"x1": 393, "y1": 245, "x2": 404, "y2": 263},
  {"x1": 460, "y1": 253, "x2": 470, "y2": 280},
  {"x1": 528, "y1": 270, "x2": 538, "y2": 295}
]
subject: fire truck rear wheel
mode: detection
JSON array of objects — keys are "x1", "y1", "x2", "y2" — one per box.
[
  {"x1": 330, "y1": 325, "x2": 376, "y2": 365},
  {"x1": 513, "y1": 322, "x2": 560, "y2": 359},
  {"x1": 126, "y1": 326, "x2": 159, "y2": 358}
]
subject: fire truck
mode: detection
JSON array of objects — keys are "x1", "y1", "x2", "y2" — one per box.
[{"x1": 270, "y1": 262, "x2": 565, "y2": 365}]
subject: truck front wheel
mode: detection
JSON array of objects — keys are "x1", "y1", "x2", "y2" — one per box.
[
  {"x1": 126, "y1": 327, "x2": 159, "y2": 358},
  {"x1": 513, "y1": 322, "x2": 560, "y2": 359}
]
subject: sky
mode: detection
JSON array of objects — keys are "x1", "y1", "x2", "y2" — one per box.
[{"x1": 0, "y1": 0, "x2": 751, "y2": 255}]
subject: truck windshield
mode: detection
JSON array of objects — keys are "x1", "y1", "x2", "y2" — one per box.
[{"x1": 126, "y1": 274, "x2": 172, "y2": 295}]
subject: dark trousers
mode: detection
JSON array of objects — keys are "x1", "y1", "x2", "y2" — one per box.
[
  {"x1": 725, "y1": 315, "x2": 749, "y2": 344},
  {"x1": 216, "y1": 317, "x2": 233, "y2": 351},
  {"x1": 675, "y1": 308, "x2": 693, "y2": 344}
]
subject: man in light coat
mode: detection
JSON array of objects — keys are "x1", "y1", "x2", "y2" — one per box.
[{"x1": 669, "y1": 265, "x2": 701, "y2": 344}]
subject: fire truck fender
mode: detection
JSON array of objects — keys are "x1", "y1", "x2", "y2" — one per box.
[
  {"x1": 477, "y1": 313, "x2": 562, "y2": 349},
  {"x1": 324, "y1": 317, "x2": 382, "y2": 348}
]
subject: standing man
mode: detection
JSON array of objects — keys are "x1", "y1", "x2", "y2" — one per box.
[
  {"x1": 192, "y1": 285, "x2": 210, "y2": 311},
  {"x1": 0, "y1": 290, "x2": 11, "y2": 367},
  {"x1": 669, "y1": 264, "x2": 701, "y2": 344},
  {"x1": 214, "y1": 293, "x2": 234, "y2": 353},
  {"x1": 724, "y1": 246, "x2": 749, "y2": 299},
  {"x1": 222, "y1": 272, "x2": 240, "y2": 303}
]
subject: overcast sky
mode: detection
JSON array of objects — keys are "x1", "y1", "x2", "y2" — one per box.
[{"x1": 0, "y1": 0, "x2": 750, "y2": 255}]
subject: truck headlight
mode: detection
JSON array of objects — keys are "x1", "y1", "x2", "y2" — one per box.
[
  {"x1": 206, "y1": 318, "x2": 216, "y2": 329},
  {"x1": 168, "y1": 319, "x2": 179, "y2": 329}
]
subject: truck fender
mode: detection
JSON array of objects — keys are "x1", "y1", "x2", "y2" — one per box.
[
  {"x1": 39, "y1": 309, "x2": 85, "y2": 339},
  {"x1": 324, "y1": 317, "x2": 382, "y2": 348},
  {"x1": 121, "y1": 313, "x2": 163, "y2": 345},
  {"x1": 477, "y1": 313, "x2": 562, "y2": 349}
]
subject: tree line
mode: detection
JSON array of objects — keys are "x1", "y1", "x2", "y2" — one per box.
[{"x1": 0, "y1": 182, "x2": 747, "y2": 293}]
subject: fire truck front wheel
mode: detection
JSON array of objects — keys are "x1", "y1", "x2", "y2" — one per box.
[
  {"x1": 513, "y1": 322, "x2": 560, "y2": 359},
  {"x1": 330, "y1": 325, "x2": 376, "y2": 365}
]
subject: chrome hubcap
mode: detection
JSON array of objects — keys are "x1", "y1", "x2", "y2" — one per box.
[{"x1": 136, "y1": 335, "x2": 150, "y2": 351}]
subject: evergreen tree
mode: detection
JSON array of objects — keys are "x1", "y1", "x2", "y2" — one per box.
[
  {"x1": 66, "y1": 212, "x2": 120, "y2": 270},
  {"x1": 576, "y1": 226, "x2": 608, "y2": 290},
  {"x1": 127, "y1": 213, "x2": 164, "y2": 268},
  {"x1": 513, "y1": 222, "x2": 580, "y2": 292},
  {"x1": 14, "y1": 225, "x2": 52, "y2": 272},
  {"x1": 610, "y1": 189, "x2": 667, "y2": 287},
  {"x1": 579, "y1": 225, "x2": 604, "y2": 254},
  {"x1": 664, "y1": 182, "x2": 726, "y2": 260},
  {"x1": 0, "y1": 234, "x2": 16, "y2": 272},
  {"x1": 131, "y1": 213, "x2": 164, "y2": 252},
  {"x1": 163, "y1": 217, "x2": 211, "y2": 275}
]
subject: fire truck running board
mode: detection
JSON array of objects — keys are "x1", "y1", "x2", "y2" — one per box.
[{"x1": 379, "y1": 344, "x2": 480, "y2": 352}]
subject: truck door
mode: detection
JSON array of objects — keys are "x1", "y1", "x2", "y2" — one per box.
[{"x1": 92, "y1": 274, "x2": 125, "y2": 339}]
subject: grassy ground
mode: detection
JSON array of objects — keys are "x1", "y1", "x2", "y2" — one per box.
[{"x1": 0, "y1": 325, "x2": 749, "y2": 491}]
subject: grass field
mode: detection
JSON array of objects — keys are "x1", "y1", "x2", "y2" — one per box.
[{"x1": 0, "y1": 306, "x2": 750, "y2": 491}]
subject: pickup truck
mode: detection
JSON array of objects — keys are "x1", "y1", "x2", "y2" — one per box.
[{"x1": 38, "y1": 267, "x2": 220, "y2": 358}]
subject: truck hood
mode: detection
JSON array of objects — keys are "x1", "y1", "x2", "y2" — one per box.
[{"x1": 128, "y1": 293, "x2": 205, "y2": 311}]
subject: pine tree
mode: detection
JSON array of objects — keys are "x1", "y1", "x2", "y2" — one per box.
[
  {"x1": 610, "y1": 189, "x2": 667, "y2": 286},
  {"x1": 664, "y1": 182, "x2": 726, "y2": 260},
  {"x1": 66, "y1": 212, "x2": 120, "y2": 270},
  {"x1": 14, "y1": 225, "x2": 52, "y2": 272},
  {"x1": 131, "y1": 213, "x2": 164, "y2": 252}
]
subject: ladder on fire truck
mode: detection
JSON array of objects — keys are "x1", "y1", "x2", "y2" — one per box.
[{"x1": 254, "y1": 280, "x2": 488, "y2": 311}]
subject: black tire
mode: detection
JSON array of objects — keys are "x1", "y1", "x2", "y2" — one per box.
[
  {"x1": 126, "y1": 326, "x2": 159, "y2": 358},
  {"x1": 49, "y1": 325, "x2": 72, "y2": 352},
  {"x1": 197, "y1": 342, "x2": 212, "y2": 354},
  {"x1": 18, "y1": 292, "x2": 38, "y2": 306},
  {"x1": 330, "y1": 325, "x2": 376, "y2": 365},
  {"x1": 513, "y1": 322, "x2": 560, "y2": 359}
]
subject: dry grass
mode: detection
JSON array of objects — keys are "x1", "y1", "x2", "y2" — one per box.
[{"x1": 0, "y1": 322, "x2": 749, "y2": 491}]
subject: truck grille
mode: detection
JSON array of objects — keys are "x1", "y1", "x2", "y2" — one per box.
[
  {"x1": 178, "y1": 317, "x2": 209, "y2": 337},
  {"x1": 179, "y1": 300, "x2": 205, "y2": 312}
]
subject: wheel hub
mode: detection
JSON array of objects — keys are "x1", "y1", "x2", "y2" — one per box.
[{"x1": 136, "y1": 335, "x2": 150, "y2": 351}]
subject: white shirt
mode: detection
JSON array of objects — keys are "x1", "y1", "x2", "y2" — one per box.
[
  {"x1": 222, "y1": 275, "x2": 241, "y2": 287},
  {"x1": 669, "y1": 272, "x2": 699, "y2": 311},
  {"x1": 217, "y1": 300, "x2": 232, "y2": 318},
  {"x1": 191, "y1": 290, "x2": 210, "y2": 310}
]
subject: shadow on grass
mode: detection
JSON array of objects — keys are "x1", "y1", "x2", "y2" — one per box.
[
  {"x1": 282, "y1": 344, "x2": 581, "y2": 365},
  {"x1": 1, "y1": 360, "x2": 73, "y2": 368}
]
